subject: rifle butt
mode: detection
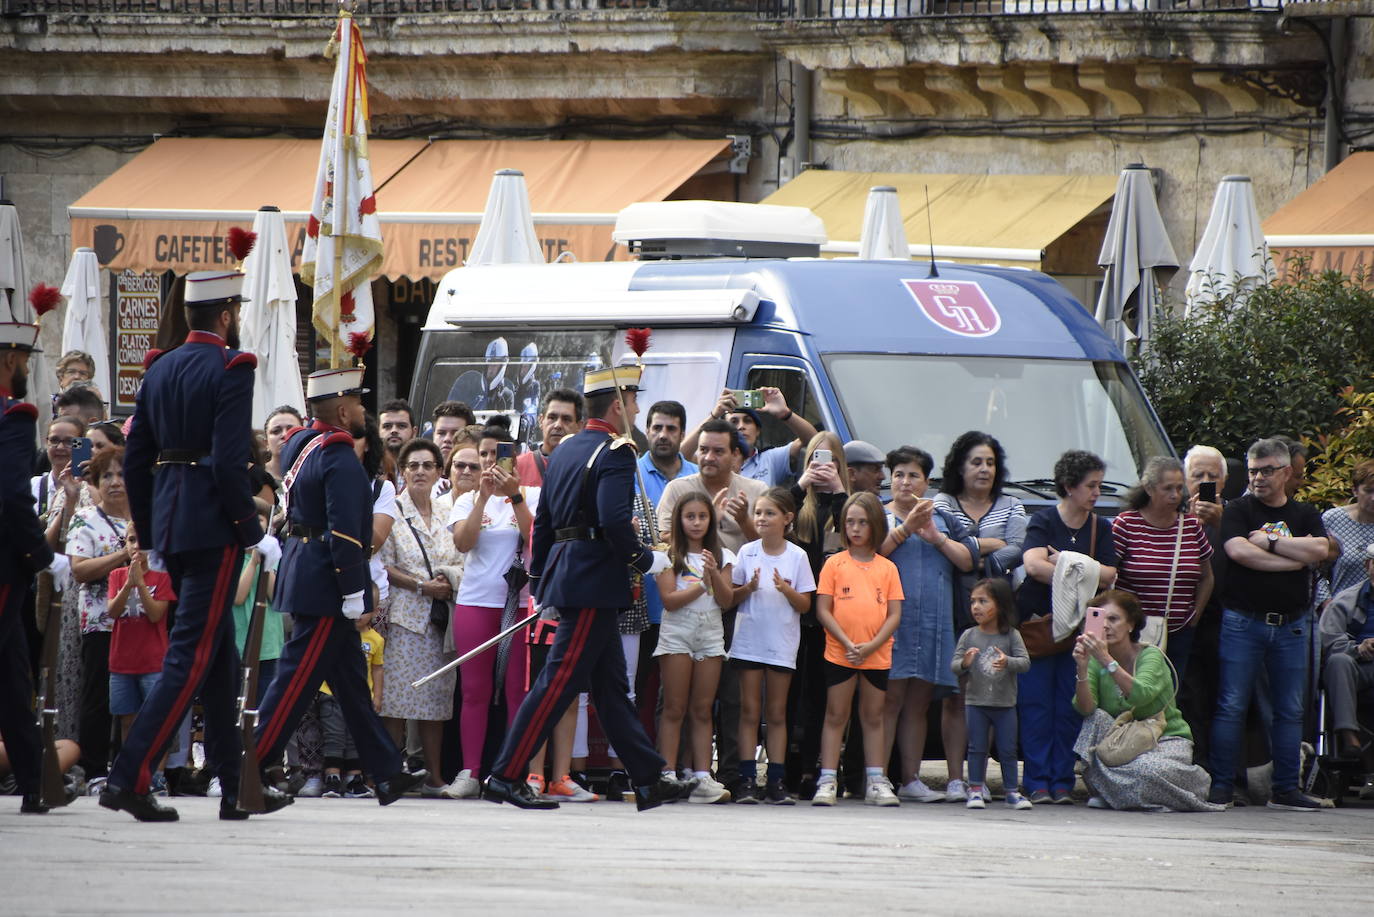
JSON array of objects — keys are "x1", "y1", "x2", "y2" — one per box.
[
  {"x1": 238, "y1": 734, "x2": 266, "y2": 813},
  {"x1": 39, "y1": 721, "x2": 70, "y2": 808}
]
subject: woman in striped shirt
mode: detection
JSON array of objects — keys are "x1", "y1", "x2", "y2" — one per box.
[
  {"x1": 1112, "y1": 456, "x2": 1214, "y2": 680},
  {"x1": 934, "y1": 431, "x2": 1028, "y2": 592}
]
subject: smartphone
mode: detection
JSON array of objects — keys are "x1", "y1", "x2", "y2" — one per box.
[
  {"x1": 497, "y1": 441, "x2": 516, "y2": 475},
  {"x1": 1199, "y1": 481, "x2": 1218, "y2": 504},
  {"x1": 728, "y1": 389, "x2": 764, "y2": 410},
  {"x1": 70, "y1": 437, "x2": 93, "y2": 477},
  {"x1": 1084, "y1": 606, "x2": 1106, "y2": 641},
  {"x1": 813, "y1": 448, "x2": 832, "y2": 465}
]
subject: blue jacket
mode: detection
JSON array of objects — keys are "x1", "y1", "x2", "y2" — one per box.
[
  {"x1": 0, "y1": 392, "x2": 54, "y2": 587},
  {"x1": 530, "y1": 418, "x2": 653, "y2": 610},
  {"x1": 124, "y1": 330, "x2": 264, "y2": 556},
  {"x1": 273, "y1": 420, "x2": 372, "y2": 617}
]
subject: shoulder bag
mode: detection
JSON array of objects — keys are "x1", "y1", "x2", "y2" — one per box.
[
  {"x1": 404, "y1": 515, "x2": 450, "y2": 630},
  {"x1": 1138, "y1": 513, "x2": 1185, "y2": 653}
]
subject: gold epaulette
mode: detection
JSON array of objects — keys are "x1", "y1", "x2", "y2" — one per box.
[{"x1": 609, "y1": 434, "x2": 639, "y2": 454}]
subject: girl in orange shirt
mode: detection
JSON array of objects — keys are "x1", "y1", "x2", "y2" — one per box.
[{"x1": 812, "y1": 492, "x2": 905, "y2": 807}]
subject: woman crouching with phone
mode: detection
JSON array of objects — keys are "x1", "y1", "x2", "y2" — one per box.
[{"x1": 1072, "y1": 590, "x2": 1223, "y2": 812}]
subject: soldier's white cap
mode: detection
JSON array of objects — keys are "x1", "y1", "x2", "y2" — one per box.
[
  {"x1": 185, "y1": 270, "x2": 250, "y2": 307},
  {"x1": 0, "y1": 322, "x2": 41, "y2": 352},
  {"x1": 305, "y1": 367, "x2": 370, "y2": 401}
]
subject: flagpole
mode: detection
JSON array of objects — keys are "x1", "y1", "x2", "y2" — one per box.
[{"x1": 331, "y1": 8, "x2": 349, "y2": 369}]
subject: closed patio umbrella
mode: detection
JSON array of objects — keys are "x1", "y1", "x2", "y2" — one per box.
[
  {"x1": 239, "y1": 205, "x2": 305, "y2": 426},
  {"x1": 858, "y1": 185, "x2": 911, "y2": 260},
  {"x1": 1185, "y1": 175, "x2": 1275, "y2": 313},
  {"x1": 1095, "y1": 164, "x2": 1179, "y2": 349},
  {"x1": 2, "y1": 198, "x2": 56, "y2": 423},
  {"x1": 467, "y1": 169, "x2": 545, "y2": 266},
  {"x1": 60, "y1": 246, "x2": 111, "y2": 403}
]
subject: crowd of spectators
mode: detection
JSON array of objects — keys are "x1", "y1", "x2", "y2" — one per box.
[{"x1": 12, "y1": 361, "x2": 1374, "y2": 815}]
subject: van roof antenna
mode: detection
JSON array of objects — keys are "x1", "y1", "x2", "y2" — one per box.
[{"x1": 924, "y1": 184, "x2": 939, "y2": 278}]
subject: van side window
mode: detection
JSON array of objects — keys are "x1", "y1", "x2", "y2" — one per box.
[{"x1": 746, "y1": 366, "x2": 823, "y2": 450}]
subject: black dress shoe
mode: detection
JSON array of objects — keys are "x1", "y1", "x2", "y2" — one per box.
[
  {"x1": 605, "y1": 770, "x2": 632, "y2": 802},
  {"x1": 99, "y1": 785, "x2": 180, "y2": 822},
  {"x1": 483, "y1": 773, "x2": 559, "y2": 809},
  {"x1": 20, "y1": 793, "x2": 51, "y2": 814},
  {"x1": 220, "y1": 785, "x2": 295, "y2": 820},
  {"x1": 634, "y1": 774, "x2": 698, "y2": 812},
  {"x1": 376, "y1": 769, "x2": 427, "y2": 807}
]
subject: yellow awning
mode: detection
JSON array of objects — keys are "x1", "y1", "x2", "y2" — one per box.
[
  {"x1": 69, "y1": 137, "x2": 731, "y2": 280},
  {"x1": 1263, "y1": 152, "x2": 1374, "y2": 282},
  {"x1": 762, "y1": 169, "x2": 1120, "y2": 273}
]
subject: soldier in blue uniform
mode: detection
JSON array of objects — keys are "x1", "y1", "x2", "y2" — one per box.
[
  {"x1": 483, "y1": 362, "x2": 695, "y2": 810},
  {"x1": 0, "y1": 321, "x2": 73, "y2": 814},
  {"x1": 251, "y1": 367, "x2": 423, "y2": 805},
  {"x1": 102, "y1": 271, "x2": 290, "y2": 822}
]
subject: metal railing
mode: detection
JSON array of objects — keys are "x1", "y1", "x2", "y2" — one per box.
[
  {"x1": 2, "y1": 0, "x2": 756, "y2": 15},
  {"x1": 760, "y1": 0, "x2": 1285, "y2": 16}
]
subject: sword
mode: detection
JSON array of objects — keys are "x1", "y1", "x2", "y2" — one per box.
[{"x1": 411, "y1": 609, "x2": 540, "y2": 688}]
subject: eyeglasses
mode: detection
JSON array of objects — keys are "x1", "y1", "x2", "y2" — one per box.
[
  {"x1": 1247, "y1": 465, "x2": 1284, "y2": 478},
  {"x1": 451, "y1": 462, "x2": 480, "y2": 473},
  {"x1": 47, "y1": 437, "x2": 78, "y2": 447},
  {"x1": 404, "y1": 461, "x2": 438, "y2": 472}
]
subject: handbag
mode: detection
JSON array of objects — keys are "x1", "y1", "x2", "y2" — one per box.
[
  {"x1": 1020, "y1": 514, "x2": 1096, "y2": 659},
  {"x1": 404, "y1": 515, "x2": 450, "y2": 630},
  {"x1": 1139, "y1": 513, "x2": 1186, "y2": 653},
  {"x1": 1093, "y1": 708, "x2": 1168, "y2": 766}
]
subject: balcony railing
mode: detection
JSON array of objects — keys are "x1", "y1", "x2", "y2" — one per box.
[
  {"x1": 760, "y1": 0, "x2": 1285, "y2": 16},
  {"x1": 1, "y1": 0, "x2": 756, "y2": 15}
]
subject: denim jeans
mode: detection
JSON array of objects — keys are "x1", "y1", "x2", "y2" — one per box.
[
  {"x1": 1208, "y1": 608, "x2": 1309, "y2": 795},
  {"x1": 1017, "y1": 652, "x2": 1079, "y2": 794},
  {"x1": 966, "y1": 704, "x2": 1019, "y2": 791}
]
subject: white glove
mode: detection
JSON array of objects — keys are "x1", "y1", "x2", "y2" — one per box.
[
  {"x1": 254, "y1": 534, "x2": 282, "y2": 573},
  {"x1": 147, "y1": 550, "x2": 167, "y2": 573},
  {"x1": 647, "y1": 551, "x2": 671, "y2": 576},
  {"x1": 342, "y1": 590, "x2": 366, "y2": 620},
  {"x1": 47, "y1": 554, "x2": 72, "y2": 590}
]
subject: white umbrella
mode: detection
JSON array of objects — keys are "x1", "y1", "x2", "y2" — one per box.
[
  {"x1": 467, "y1": 169, "x2": 545, "y2": 266},
  {"x1": 1095, "y1": 164, "x2": 1179, "y2": 349},
  {"x1": 0, "y1": 199, "x2": 29, "y2": 323},
  {"x1": 858, "y1": 185, "x2": 911, "y2": 260},
  {"x1": 239, "y1": 205, "x2": 305, "y2": 426},
  {"x1": 60, "y1": 247, "x2": 111, "y2": 402},
  {"x1": 1185, "y1": 175, "x2": 1275, "y2": 313}
]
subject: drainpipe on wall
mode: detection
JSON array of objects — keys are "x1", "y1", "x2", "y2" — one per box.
[{"x1": 1325, "y1": 17, "x2": 1348, "y2": 172}]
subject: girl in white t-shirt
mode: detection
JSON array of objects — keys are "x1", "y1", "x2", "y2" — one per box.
[
  {"x1": 730, "y1": 487, "x2": 816, "y2": 805},
  {"x1": 655, "y1": 491, "x2": 736, "y2": 804}
]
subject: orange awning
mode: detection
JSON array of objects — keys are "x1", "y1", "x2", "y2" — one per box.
[
  {"x1": 1263, "y1": 152, "x2": 1374, "y2": 282},
  {"x1": 69, "y1": 137, "x2": 731, "y2": 280}
]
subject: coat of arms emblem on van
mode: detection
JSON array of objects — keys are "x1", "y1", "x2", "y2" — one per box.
[{"x1": 902, "y1": 280, "x2": 1002, "y2": 338}]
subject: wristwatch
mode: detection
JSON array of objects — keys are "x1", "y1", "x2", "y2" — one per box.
[
  {"x1": 1267, "y1": 531, "x2": 1279, "y2": 553},
  {"x1": 1105, "y1": 660, "x2": 1120, "y2": 675},
  {"x1": 510, "y1": 492, "x2": 525, "y2": 506}
]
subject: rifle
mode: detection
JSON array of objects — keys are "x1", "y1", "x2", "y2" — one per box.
[
  {"x1": 235, "y1": 519, "x2": 275, "y2": 813},
  {"x1": 34, "y1": 571, "x2": 72, "y2": 808}
]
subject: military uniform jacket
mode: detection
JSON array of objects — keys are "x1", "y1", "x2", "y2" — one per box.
[
  {"x1": 530, "y1": 417, "x2": 653, "y2": 610},
  {"x1": 124, "y1": 330, "x2": 264, "y2": 556},
  {"x1": 274, "y1": 419, "x2": 372, "y2": 617},
  {"x1": 0, "y1": 391, "x2": 54, "y2": 585}
]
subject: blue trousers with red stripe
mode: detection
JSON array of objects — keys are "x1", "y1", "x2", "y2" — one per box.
[
  {"x1": 0, "y1": 581, "x2": 42, "y2": 795},
  {"x1": 108, "y1": 545, "x2": 242, "y2": 796},
  {"x1": 493, "y1": 607, "x2": 664, "y2": 785},
  {"x1": 254, "y1": 614, "x2": 402, "y2": 782}
]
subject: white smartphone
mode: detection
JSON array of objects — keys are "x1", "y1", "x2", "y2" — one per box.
[{"x1": 813, "y1": 448, "x2": 832, "y2": 465}]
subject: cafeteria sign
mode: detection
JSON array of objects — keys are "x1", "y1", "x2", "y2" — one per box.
[{"x1": 114, "y1": 270, "x2": 162, "y2": 411}]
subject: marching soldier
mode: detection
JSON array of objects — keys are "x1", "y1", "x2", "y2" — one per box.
[
  {"x1": 483, "y1": 361, "x2": 693, "y2": 810},
  {"x1": 101, "y1": 271, "x2": 289, "y2": 822},
  {"x1": 251, "y1": 367, "x2": 422, "y2": 805},
  {"x1": 0, "y1": 321, "x2": 72, "y2": 814}
]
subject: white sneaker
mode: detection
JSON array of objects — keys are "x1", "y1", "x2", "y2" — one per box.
[
  {"x1": 296, "y1": 776, "x2": 324, "y2": 798},
  {"x1": 206, "y1": 776, "x2": 222, "y2": 798},
  {"x1": 811, "y1": 779, "x2": 838, "y2": 806},
  {"x1": 689, "y1": 775, "x2": 732, "y2": 805},
  {"x1": 85, "y1": 776, "x2": 107, "y2": 797},
  {"x1": 944, "y1": 778, "x2": 970, "y2": 802},
  {"x1": 443, "y1": 769, "x2": 482, "y2": 799},
  {"x1": 865, "y1": 777, "x2": 900, "y2": 807},
  {"x1": 966, "y1": 794, "x2": 986, "y2": 810},
  {"x1": 420, "y1": 781, "x2": 449, "y2": 798},
  {"x1": 1006, "y1": 791, "x2": 1034, "y2": 811},
  {"x1": 1086, "y1": 796, "x2": 1109, "y2": 809},
  {"x1": 981, "y1": 784, "x2": 992, "y2": 802},
  {"x1": 897, "y1": 778, "x2": 944, "y2": 803}
]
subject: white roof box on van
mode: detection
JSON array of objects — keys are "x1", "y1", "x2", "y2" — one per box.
[{"x1": 613, "y1": 200, "x2": 827, "y2": 260}]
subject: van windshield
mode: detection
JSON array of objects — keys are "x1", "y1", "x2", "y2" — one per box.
[{"x1": 822, "y1": 354, "x2": 1171, "y2": 492}]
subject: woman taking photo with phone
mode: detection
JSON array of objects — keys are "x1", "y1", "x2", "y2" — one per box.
[{"x1": 1072, "y1": 590, "x2": 1222, "y2": 812}]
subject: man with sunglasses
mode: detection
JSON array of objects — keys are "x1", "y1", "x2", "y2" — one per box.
[{"x1": 1207, "y1": 437, "x2": 1329, "y2": 811}]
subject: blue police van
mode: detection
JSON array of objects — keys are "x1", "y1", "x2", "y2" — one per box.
[{"x1": 410, "y1": 201, "x2": 1172, "y2": 503}]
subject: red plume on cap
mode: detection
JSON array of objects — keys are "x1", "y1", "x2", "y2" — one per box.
[
  {"x1": 624, "y1": 327, "x2": 652, "y2": 358},
  {"x1": 347, "y1": 332, "x2": 373, "y2": 360},
  {"x1": 28, "y1": 283, "x2": 62, "y2": 317},
  {"x1": 226, "y1": 227, "x2": 257, "y2": 262}
]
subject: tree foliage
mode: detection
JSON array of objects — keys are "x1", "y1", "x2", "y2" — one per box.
[
  {"x1": 1300, "y1": 385, "x2": 1374, "y2": 508},
  {"x1": 1133, "y1": 268, "x2": 1374, "y2": 459}
]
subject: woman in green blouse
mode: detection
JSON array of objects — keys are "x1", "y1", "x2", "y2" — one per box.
[{"x1": 1072, "y1": 590, "x2": 1223, "y2": 811}]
